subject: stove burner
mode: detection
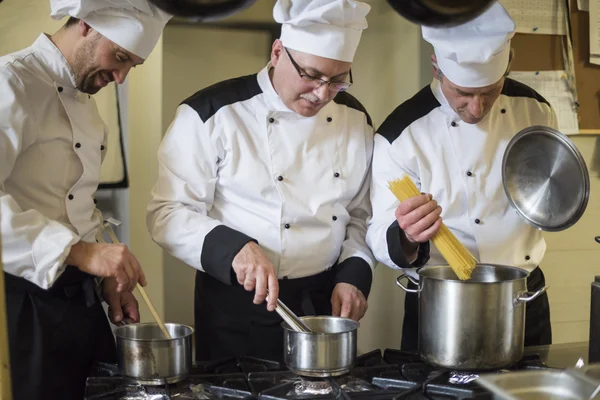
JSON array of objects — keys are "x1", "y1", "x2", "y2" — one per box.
[
  {"x1": 283, "y1": 376, "x2": 374, "y2": 399},
  {"x1": 86, "y1": 351, "x2": 553, "y2": 399},
  {"x1": 117, "y1": 390, "x2": 167, "y2": 400},
  {"x1": 448, "y1": 371, "x2": 480, "y2": 384},
  {"x1": 84, "y1": 373, "x2": 252, "y2": 400},
  {"x1": 292, "y1": 379, "x2": 333, "y2": 396},
  {"x1": 301, "y1": 378, "x2": 332, "y2": 390}
]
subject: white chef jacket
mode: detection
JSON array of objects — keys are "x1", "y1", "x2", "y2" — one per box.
[
  {"x1": 147, "y1": 65, "x2": 376, "y2": 294},
  {"x1": 0, "y1": 34, "x2": 108, "y2": 289},
  {"x1": 367, "y1": 78, "x2": 559, "y2": 279}
]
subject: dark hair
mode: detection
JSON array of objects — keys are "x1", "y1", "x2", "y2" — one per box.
[{"x1": 65, "y1": 17, "x2": 80, "y2": 27}]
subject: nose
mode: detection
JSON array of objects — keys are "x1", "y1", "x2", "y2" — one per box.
[
  {"x1": 469, "y1": 96, "x2": 484, "y2": 118},
  {"x1": 112, "y1": 66, "x2": 132, "y2": 85},
  {"x1": 313, "y1": 82, "x2": 329, "y2": 102}
]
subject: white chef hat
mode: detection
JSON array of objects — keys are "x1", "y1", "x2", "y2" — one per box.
[
  {"x1": 50, "y1": 0, "x2": 172, "y2": 60},
  {"x1": 273, "y1": 0, "x2": 370, "y2": 63},
  {"x1": 422, "y1": 1, "x2": 516, "y2": 88}
]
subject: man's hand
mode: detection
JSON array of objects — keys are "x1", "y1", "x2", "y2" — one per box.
[
  {"x1": 395, "y1": 193, "x2": 442, "y2": 249},
  {"x1": 102, "y1": 278, "x2": 140, "y2": 325},
  {"x1": 232, "y1": 242, "x2": 279, "y2": 312},
  {"x1": 66, "y1": 241, "x2": 146, "y2": 293},
  {"x1": 331, "y1": 283, "x2": 368, "y2": 321}
]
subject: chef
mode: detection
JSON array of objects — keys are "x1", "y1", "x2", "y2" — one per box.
[
  {"x1": 0, "y1": 1, "x2": 171, "y2": 398},
  {"x1": 147, "y1": 0, "x2": 376, "y2": 362},
  {"x1": 366, "y1": 1, "x2": 556, "y2": 352}
]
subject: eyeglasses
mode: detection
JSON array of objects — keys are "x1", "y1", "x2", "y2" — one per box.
[{"x1": 284, "y1": 48, "x2": 353, "y2": 92}]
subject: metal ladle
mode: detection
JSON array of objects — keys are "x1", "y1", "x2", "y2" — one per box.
[{"x1": 266, "y1": 290, "x2": 312, "y2": 333}]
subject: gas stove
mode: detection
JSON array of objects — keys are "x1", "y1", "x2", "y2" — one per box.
[{"x1": 84, "y1": 349, "x2": 554, "y2": 400}]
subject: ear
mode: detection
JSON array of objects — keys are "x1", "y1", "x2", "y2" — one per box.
[
  {"x1": 431, "y1": 53, "x2": 442, "y2": 81},
  {"x1": 271, "y1": 39, "x2": 284, "y2": 67},
  {"x1": 79, "y1": 20, "x2": 94, "y2": 38},
  {"x1": 504, "y1": 48, "x2": 515, "y2": 77}
]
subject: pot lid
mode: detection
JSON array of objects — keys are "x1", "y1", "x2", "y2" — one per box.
[{"x1": 502, "y1": 125, "x2": 590, "y2": 232}]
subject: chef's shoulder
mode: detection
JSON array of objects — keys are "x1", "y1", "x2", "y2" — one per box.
[
  {"x1": 500, "y1": 78, "x2": 554, "y2": 117},
  {"x1": 0, "y1": 46, "x2": 32, "y2": 70},
  {"x1": 179, "y1": 73, "x2": 262, "y2": 123},
  {"x1": 0, "y1": 52, "x2": 28, "y2": 92},
  {"x1": 331, "y1": 91, "x2": 373, "y2": 132},
  {"x1": 376, "y1": 85, "x2": 441, "y2": 145},
  {"x1": 0, "y1": 47, "x2": 47, "y2": 100}
]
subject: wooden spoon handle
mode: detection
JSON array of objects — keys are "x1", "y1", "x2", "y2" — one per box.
[{"x1": 104, "y1": 223, "x2": 172, "y2": 339}]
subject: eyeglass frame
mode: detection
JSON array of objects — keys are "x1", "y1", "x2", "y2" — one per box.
[{"x1": 284, "y1": 47, "x2": 353, "y2": 92}]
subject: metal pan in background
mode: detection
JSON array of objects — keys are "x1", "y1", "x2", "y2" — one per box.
[
  {"x1": 477, "y1": 369, "x2": 600, "y2": 399},
  {"x1": 502, "y1": 125, "x2": 590, "y2": 232}
]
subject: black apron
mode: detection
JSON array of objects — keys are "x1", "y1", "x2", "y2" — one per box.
[
  {"x1": 194, "y1": 268, "x2": 335, "y2": 362},
  {"x1": 400, "y1": 266, "x2": 552, "y2": 352},
  {"x1": 4, "y1": 266, "x2": 117, "y2": 400}
]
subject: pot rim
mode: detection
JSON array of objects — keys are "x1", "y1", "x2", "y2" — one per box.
[
  {"x1": 281, "y1": 316, "x2": 359, "y2": 335},
  {"x1": 416, "y1": 263, "x2": 530, "y2": 283},
  {"x1": 115, "y1": 322, "x2": 194, "y2": 342}
]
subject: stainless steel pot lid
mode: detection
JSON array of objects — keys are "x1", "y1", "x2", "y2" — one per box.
[{"x1": 502, "y1": 125, "x2": 590, "y2": 232}]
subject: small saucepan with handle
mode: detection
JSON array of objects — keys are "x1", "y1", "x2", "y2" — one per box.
[{"x1": 114, "y1": 321, "x2": 194, "y2": 385}]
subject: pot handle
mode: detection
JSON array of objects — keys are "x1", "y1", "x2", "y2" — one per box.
[
  {"x1": 515, "y1": 285, "x2": 550, "y2": 304},
  {"x1": 396, "y1": 274, "x2": 418, "y2": 293}
]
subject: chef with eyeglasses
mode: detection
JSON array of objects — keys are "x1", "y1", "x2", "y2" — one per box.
[{"x1": 147, "y1": 0, "x2": 377, "y2": 362}]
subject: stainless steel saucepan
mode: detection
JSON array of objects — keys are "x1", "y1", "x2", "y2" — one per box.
[
  {"x1": 282, "y1": 316, "x2": 359, "y2": 377},
  {"x1": 115, "y1": 322, "x2": 194, "y2": 385}
]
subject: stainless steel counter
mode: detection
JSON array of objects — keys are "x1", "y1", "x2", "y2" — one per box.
[{"x1": 525, "y1": 341, "x2": 590, "y2": 369}]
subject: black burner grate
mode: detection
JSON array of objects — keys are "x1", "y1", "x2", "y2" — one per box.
[{"x1": 84, "y1": 351, "x2": 551, "y2": 400}]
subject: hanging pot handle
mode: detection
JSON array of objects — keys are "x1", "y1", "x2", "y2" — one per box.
[
  {"x1": 515, "y1": 285, "x2": 549, "y2": 304},
  {"x1": 396, "y1": 274, "x2": 418, "y2": 293}
]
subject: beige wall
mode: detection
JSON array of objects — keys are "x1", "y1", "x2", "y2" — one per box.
[
  {"x1": 540, "y1": 136, "x2": 600, "y2": 343},
  {"x1": 1, "y1": 0, "x2": 597, "y2": 354},
  {"x1": 127, "y1": 40, "x2": 167, "y2": 320}
]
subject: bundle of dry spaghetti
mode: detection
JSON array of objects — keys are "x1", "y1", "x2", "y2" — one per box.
[{"x1": 388, "y1": 175, "x2": 477, "y2": 280}]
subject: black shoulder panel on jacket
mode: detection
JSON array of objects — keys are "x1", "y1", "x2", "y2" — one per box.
[
  {"x1": 501, "y1": 78, "x2": 550, "y2": 107},
  {"x1": 182, "y1": 74, "x2": 262, "y2": 122},
  {"x1": 333, "y1": 91, "x2": 373, "y2": 127},
  {"x1": 377, "y1": 85, "x2": 440, "y2": 144}
]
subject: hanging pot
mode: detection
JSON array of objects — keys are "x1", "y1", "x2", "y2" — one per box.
[
  {"x1": 386, "y1": 0, "x2": 495, "y2": 27},
  {"x1": 147, "y1": 0, "x2": 257, "y2": 20}
]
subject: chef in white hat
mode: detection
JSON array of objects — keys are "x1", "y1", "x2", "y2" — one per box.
[
  {"x1": 367, "y1": 1, "x2": 557, "y2": 351},
  {"x1": 0, "y1": 1, "x2": 171, "y2": 398},
  {"x1": 147, "y1": 0, "x2": 376, "y2": 362}
]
